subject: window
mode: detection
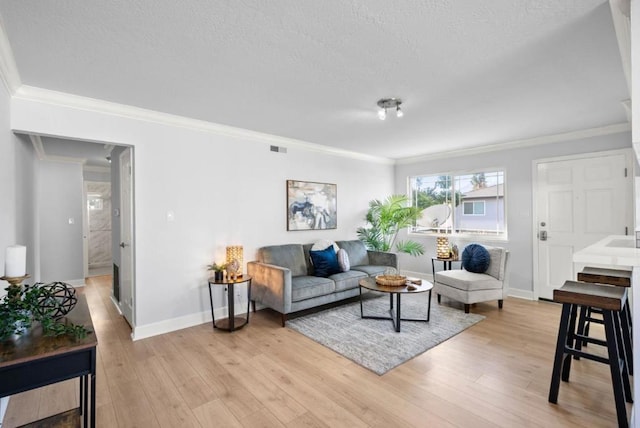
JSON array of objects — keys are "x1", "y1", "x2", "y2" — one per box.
[
  {"x1": 463, "y1": 201, "x2": 485, "y2": 215},
  {"x1": 88, "y1": 197, "x2": 103, "y2": 211},
  {"x1": 409, "y1": 170, "x2": 505, "y2": 237}
]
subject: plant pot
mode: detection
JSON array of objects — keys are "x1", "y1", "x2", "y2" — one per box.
[{"x1": 214, "y1": 271, "x2": 224, "y2": 281}]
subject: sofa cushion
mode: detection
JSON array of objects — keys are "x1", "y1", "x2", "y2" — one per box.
[
  {"x1": 329, "y1": 270, "x2": 367, "y2": 292},
  {"x1": 258, "y1": 244, "x2": 308, "y2": 277},
  {"x1": 435, "y1": 269, "x2": 503, "y2": 291},
  {"x1": 336, "y1": 240, "x2": 369, "y2": 267},
  {"x1": 291, "y1": 276, "x2": 335, "y2": 302},
  {"x1": 309, "y1": 245, "x2": 341, "y2": 277},
  {"x1": 461, "y1": 244, "x2": 490, "y2": 273},
  {"x1": 337, "y1": 249, "x2": 350, "y2": 272},
  {"x1": 351, "y1": 264, "x2": 387, "y2": 277}
]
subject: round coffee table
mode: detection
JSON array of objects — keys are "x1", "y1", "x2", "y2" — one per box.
[{"x1": 358, "y1": 277, "x2": 434, "y2": 332}]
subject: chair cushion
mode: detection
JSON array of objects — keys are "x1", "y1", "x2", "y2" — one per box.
[
  {"x1": 258, "y1": 244, "x2": 307, "y2": 277},
  {"x1": 291, "y1": 276, "x2": 335, "y2": 302},
  {"x1": 461, "y1": 244, "x2": 490, "y2": 273},
  {"x1": 309, "y1": 245, "x2": 341, "y2": 277},
  {"x1": 435, "y1": 269, "x2": 503, "y2": 291},
  {"x1": 336, "y1": 240, "x2": 369, "y2": 267}
]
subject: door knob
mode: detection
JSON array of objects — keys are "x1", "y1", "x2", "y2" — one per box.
[
  {"x1": 539, "y1": 230, "x2": 547, "y2": 241},
  {"x1": 120, "y1": 242, "x2": 128, "y2": 248}
]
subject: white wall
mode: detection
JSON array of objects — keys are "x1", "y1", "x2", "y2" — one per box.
[
  {"x1": 37, "y1": 160, "x2": 84, "y2": 283},
  {"x1": 395, "y1": 131, "x2": 632, "y2": 297},
  {"x1": 10, "y1": 97, "x2": 394, "y2": 337}
]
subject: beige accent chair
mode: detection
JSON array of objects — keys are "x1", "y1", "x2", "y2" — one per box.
[{"x1": 434, "y1": 246, "x2": 509, "y2": 313}]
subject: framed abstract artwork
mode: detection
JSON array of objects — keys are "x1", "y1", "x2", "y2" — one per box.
[{"x1": 286, "y1": 180, "x2": 337, "y2": 231}]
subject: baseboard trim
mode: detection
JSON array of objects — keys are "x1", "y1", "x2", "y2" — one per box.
[
  {"x1": 401, "y1": 270, "x2": 432, "y2": 281},
  {"x1": 131, "y1": 305, "x2": 247, "y2": 341},
  {"x1": 65, "y1": 279, "x2": 86, "y2": 287},
  {"x1": 507, "y1": 288, "x2": 534, "y2": 300}
]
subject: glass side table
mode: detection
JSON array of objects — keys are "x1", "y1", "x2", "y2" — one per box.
[{"x1": 207, "y1": 275, "x2": 252, "y2": 332}]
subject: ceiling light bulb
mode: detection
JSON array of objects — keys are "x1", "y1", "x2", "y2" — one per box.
[
  {"x1": 396, "y1": 106, "x2": 404, "y2": 118},
  {"x1": 378, "y1": 108, "x2": 387, "y2": 120}
]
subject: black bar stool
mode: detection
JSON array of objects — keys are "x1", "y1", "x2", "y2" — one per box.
[
  {"x1": 549, "y1": 280, "x2": 632, "y2": 428},
  {"x1": 575, "y1": 267, "x2": 633, "y2": 375}
]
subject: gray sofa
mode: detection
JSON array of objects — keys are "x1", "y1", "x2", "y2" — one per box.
[{"x1": 247, "y1": 240, "x2": 397, "y2": 326}]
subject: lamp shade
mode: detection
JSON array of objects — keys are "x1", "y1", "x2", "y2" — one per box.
[
  {"x1": 436, "y1": 237, "x2": 450, "y2": 259},
  {"x1": 226, "y1": 246, "x2": 244, "y2": 276}
]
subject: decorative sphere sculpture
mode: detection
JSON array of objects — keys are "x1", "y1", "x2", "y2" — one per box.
[{"x1": 35, "y1": 281, "x2": 78, "y2": 319}]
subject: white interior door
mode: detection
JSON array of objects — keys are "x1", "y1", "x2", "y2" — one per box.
[
  {"x1": 119, "y1": 148, "x2": 134, "y2": 327},
  {"x1": 535, "y1": 151, "x2": 633, "y2": 300}
]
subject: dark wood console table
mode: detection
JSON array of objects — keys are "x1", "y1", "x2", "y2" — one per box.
[{"x1": 0, "y1": 294, "x2": 97, "y2": 427}]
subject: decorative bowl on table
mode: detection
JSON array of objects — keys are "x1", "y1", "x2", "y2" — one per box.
[{"x1": 375, "y1": 274, "x2": 407, "y2": 286}]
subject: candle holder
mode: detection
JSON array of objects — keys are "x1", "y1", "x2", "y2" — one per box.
[{"x1": 1, "y1": 274, "x2": 30, "y2": 302}]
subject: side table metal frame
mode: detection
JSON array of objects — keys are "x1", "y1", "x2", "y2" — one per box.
[{"x1": 207, "y1": 276, "x2": 252, "y2": 332}]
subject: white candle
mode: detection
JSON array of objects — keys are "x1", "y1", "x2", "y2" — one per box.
[{"x1": 5, "y1": 245, "x2": 26, "y2": 277}]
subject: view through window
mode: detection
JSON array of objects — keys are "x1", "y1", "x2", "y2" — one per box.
[{"x1": 409, "y1": 170, "x2": 505, "y2": 236}]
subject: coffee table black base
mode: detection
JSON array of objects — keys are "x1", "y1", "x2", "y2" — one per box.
[{"x1": 359, "y1": 288, "x2": 432, "y2": 332}]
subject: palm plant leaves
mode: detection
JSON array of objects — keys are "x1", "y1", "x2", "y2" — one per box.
[{"x1": 358, "y1": 195, "x2": 425, "y2": 256}]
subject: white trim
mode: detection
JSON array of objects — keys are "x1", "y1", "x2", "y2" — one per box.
[
  {"x1": 29, "y1": 135, "x2": 46, "y2": 160},
  {"x1": 30, "y1": 135, "x2": 89, "y2": 165},
  {"x1": 0, "y1": 16, "x2": 21, "y2": 94},
  {"x1": 83, "y1": 165, "x2": 110, "y2": 173},
  {"x1": 131, "y1": 304, "x2": 252, "y2": 341},
  {"x1": 132, "y1": 310, "x2": 211, "y2": 340},
  {"x1": 507, "y1": 288, "x2": 534, "y2": 300},
  {"x1": 401, "y1": 270, "x2": 431, "y2": 281},
  {"x1": 609, "y1": 0, "x2": 631, "y2": 96},
  {"x1": 531, "y1": 147, "x2": 635, "y2": 301},
  {"x1": 396, "y1": 123, "x2": 631, "y2": 165},
  {"x1": 13, "y1": 85, "x2": 395, "y2": 165}
]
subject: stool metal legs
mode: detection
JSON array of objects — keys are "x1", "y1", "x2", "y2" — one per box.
[{"x1": 549, "y1": 302, "x2": 631, "y2": 428}]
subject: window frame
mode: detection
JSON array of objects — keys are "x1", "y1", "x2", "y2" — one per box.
[
  {"x1": 463, "y1": 200, "x2": 485, "y2": 216},
  {"x1": 407, "y1": 168, "x2": 507, "y2": 240}
]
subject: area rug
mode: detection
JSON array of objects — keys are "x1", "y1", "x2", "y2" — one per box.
[{"x1": 287, "y1": 293, "x2": 484, "y2": 375}]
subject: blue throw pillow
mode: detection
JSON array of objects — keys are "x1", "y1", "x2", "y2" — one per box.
[
  {"x1": 461, "y1": 244, "x2": 490, "y2": 273},
  {"x1": 309, "y1": 245, "x2": 341, "y2": 277}
]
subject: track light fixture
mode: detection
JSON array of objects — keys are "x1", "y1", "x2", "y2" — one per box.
[{"x1": 377, "y1": 98, "x2": 403, "y2": 120}]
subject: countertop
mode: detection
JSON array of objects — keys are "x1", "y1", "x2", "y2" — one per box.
[{"x1": 572, "y1": 235, "x2": 640, "y2": 268}]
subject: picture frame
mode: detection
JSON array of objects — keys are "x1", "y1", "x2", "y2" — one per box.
[{"x1": 286, "y1": 180, "x2": 337, "y2": 231}]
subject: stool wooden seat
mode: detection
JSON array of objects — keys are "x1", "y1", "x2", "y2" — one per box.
[
  {"x1": 549, "y1": 281, "x2": 632, "y2": 428},
  {"x1": 577, "y1": 267, "x2": 632, "y2": 287},
  {"x1": 575, "y1": 267, "x2": 633, "y2": 375}
]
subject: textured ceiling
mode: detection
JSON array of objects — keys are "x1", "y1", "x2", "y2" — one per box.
[{"x1": 0, "y1": 0, "x2": 629, "y2": 159}]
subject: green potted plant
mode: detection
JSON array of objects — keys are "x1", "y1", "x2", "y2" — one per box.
[
  {"x1": 0, "y1": 283, "x2": 90, "y2": 341},
  {"x1": 357, "y1": 194, "x2": 425, "y2": 256},
  {"x1": 207, "y1": 262, "x2": 227, "y2": 281}
]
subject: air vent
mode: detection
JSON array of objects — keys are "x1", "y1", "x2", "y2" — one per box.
[{"x1": 270, "y1": 145, "x2": 287, "y2": 154}]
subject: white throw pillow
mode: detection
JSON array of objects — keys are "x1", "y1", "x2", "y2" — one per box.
[
  {"x1": 311, "y1": 239, "x2": 339, "y2": 252},
  {"x1": 337, "y1": 248, "x2": 350, "y2": 272}
]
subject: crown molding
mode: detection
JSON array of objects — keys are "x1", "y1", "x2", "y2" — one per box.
[
  {"x1": 83, "y1": 165, "x2": 110, "y2": 173},
  {"x1": 609, "y1": 0, "x2": 631, "y2": 96},
  {"x1": 0, "y1": 15, "x2": 21, "y2": 94},
  {"x1": 29, "y1": 134, "x2": 86, "y2": 165},
  {"x1": 13, "y1": 85, "x2": 395, "y2": 165},
  {"x1": 395, "y1": 122, "x2": 632, "y2": 165}
]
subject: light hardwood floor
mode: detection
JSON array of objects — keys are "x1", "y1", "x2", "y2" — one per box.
[{"x1": 3, "y1": 275, "x2": 629, "y2": 427}]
